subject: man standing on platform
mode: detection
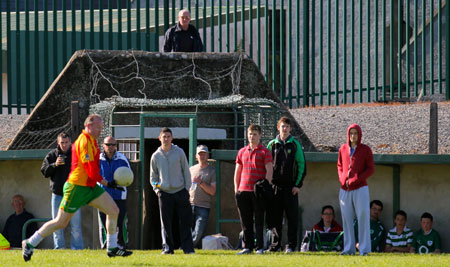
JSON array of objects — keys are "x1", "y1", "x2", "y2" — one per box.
[{"x1": 163, "y1": 9, "x2": 203, "y2": 52}]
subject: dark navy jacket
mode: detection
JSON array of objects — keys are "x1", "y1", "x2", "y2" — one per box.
[{"x1": 163, "y1": 23, "x2": 203, "y2": 52}]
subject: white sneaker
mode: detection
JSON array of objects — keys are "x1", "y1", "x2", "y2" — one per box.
[
  {"x1": 285, "y1": 248, "x2": 293, "y2": 254},
  {"x1": 255, "y1": 249, "x2": 264, "y2": 254},
  {"x1": 236, "y1": 248, "x2": 251, "y2": 255}
]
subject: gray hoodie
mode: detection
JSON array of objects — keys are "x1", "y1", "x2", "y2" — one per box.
[{"x1": 150, "y1": 144, "x2": 191, "y2": 194}]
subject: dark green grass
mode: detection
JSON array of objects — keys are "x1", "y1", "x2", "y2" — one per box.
[{"x1": 3, "y1": 249, "x2": 450, "y2": 266}]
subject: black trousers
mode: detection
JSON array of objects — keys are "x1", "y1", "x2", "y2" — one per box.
[
  {"x1": 158, "y1": 188, "x2": 194, "y2": 253},
  {"x1": 99, "y1": 199, "x2": 127, "y2": 249},
  {"x1": 235, "y1": 191, "x2": 265, "y2": 250},
  {"x1": 266, "y1": 186, "x2": 299, "y2": 250}
]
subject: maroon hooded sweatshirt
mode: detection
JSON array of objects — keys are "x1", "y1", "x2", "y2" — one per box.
[{"x1": 337, "y1": 124, "x2": 375, "y2": 191}]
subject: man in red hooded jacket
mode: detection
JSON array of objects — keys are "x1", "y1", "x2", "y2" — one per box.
[{"x1": 337, "y1": 124, "x2": 374, "y2": 255}]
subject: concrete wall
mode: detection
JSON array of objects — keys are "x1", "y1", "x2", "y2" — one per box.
[
  {"x1": 299, "y1": 163, "x2": 394, "y2": 239},
  {"x1": 0, "y1": 160, "x2": 98, "y2": 249},
  {"x1": 2, "y1": 159, "x2": 449, "y2": 252},
  {"x1": 299, "y1": 162, "x2": 450, "y2": 252},
  {"x1": 399, "y1": 164, "x2": 450, "y2": 247},
  {"x1": 205, "y1": 161, "x2": 450, "y2": 252}
]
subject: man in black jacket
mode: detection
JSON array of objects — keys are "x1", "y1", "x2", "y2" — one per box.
[
  {"x1": 41, "y1": 132, "x2": 83, "y2": 250},
  {"x1": 163, "y1": 9, "x2": 203, "y2": 52},
  {"x1": 266, "y1": 117, "x2": 306, "y2": 253}
]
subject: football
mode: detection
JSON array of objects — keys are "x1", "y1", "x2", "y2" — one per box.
[{"x1": 113, "y1": 166, "x2": 134, "y2": 187}]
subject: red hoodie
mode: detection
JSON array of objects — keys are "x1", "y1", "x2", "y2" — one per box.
[{"x1": 337, "y1": 124, "x2": 375, "y2": 191}]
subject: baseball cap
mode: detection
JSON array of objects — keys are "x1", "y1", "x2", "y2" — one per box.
[{"x1": 196, "y1": 145, "x2": 209, "y2": 154}]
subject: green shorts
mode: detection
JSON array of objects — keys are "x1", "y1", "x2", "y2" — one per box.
[{"x1": 60, "y1": 182, "x2": 105, "y2": 213}]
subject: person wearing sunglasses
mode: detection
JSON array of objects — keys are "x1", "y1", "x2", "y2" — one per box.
[{"x1": 98, "y1": 136, "x2": 132, "y2": 250}]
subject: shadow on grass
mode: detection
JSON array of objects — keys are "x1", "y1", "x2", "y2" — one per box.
[{"x1": 191, "y1": 250, "x2": 388, "y2": 257}]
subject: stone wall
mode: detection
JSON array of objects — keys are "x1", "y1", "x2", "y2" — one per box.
[{"x1": 0, "y1": 160, "x2": 96, "y2": 249}]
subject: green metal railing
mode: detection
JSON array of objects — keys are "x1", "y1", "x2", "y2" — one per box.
[
  {"x1": 22, "y1": 218, "x2": 51, "y2": 241},
  {"x1": 1, "y1": 0, "x2": 449, "y2": 113}
]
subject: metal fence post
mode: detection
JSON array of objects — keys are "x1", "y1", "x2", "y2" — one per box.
[
  {"x1": 189, "y1": 117, "x2": 197, "y2": 166},
  {"x1": 0, "y1": 2, "x2": 2, "y2": 114},
  {"x1": 303, "y1": 0, "x2": 309, "y2": 106},
  {"x1": 156, "y1": 0, "x2": 160, "y2": 51},
  {"x1": 327, "y1": 0, "x2": 331, "y2": 105},
  {"x1": 422, "y1": 0, "x2": 426, "y2": 97},
  {"x1": 429, "y1": 102, "x2": 438, "y2": 154},
  {"x1": 320, "y1": 0, "x2": 323, "y2": 105},
  {"x1": 164, "y1": 0, "x2": 170, "y2": 32},
  {"x1": 25, "y1": 0, "x2": 30, "y2": 113},
  {"x1": 310, "y1": 0, "x2": 315, "y2": 107},
  {"x1": 3, "y1": 3, "x2": 10, "y2": 112},
  {"x1": 343, "y1": 0, "x2": 347, "y2": 104},
  {"x1": 367, "y1": 0, "x2": 371, "y2": 102},
  {"x1": 446, "y1": 0, "x2": 450, "y2": 99},
  {"x1": 16, "y1": 0, "x2": 21, "y2": 114},
  {"x1": 203, "y1": 0, "x2": 207, "y2": 51},
  {"x1": 335, "y1": 0, "x2": 339, "y2": 105}
]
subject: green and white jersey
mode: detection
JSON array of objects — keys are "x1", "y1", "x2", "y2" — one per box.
[
  {"x1": 412, "y1": 229, "x2": 441, "y2": 254},
  {"x1": 370, "y1": 220, "x2": 385, "y2": 252},
  {"x1": 353, "y1": 219, "x2": 385, "y2": 252},
  {"x1": 386, "y1": 226, "x2": 413, "y2": 247}
]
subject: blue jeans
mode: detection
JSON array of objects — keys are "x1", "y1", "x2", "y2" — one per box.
[
  {"x1": 52, "y1": 193, "x2": 84, "y2": 249},
  {"x1": 191, "y1": 206, "x2": 210, "y2": 247}
]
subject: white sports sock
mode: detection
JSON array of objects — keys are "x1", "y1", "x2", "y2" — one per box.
[
  {"x1": 28, "y1": 232, "x2": 44, "y2": 248},
  {"x1": 107, "y1": 233, "x2": 118, "y2": 249}
]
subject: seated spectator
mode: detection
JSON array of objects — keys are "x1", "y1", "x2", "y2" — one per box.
[
  {"x1": 410, "y1": 212, "x2": 441, "y2": 254},
  {"x1": 354, "y1": 199, "x2": 385, "y2": 252},
  {"x1": 313, "y1": 205, "x2": 343, "y2": 233},
  {"x1": 385, "y1": 210, "x2": 413, "y2": 253},
  {"x1": 2, "y1": 195, "x2": 37, "y2": 248}
]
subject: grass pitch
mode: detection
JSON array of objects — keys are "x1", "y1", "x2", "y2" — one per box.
[{"x1": 2, "y1": 249, "x2": 450, "y2": 266}]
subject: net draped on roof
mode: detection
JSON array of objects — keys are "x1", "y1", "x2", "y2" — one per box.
[{"x1": 90, "y1": 95, "x2": 281, "y2": 142}]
